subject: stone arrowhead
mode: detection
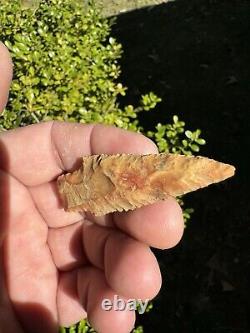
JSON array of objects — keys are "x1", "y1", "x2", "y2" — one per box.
[{"x1": 57, "y1": 153, "x2": 235, "y2": 216}]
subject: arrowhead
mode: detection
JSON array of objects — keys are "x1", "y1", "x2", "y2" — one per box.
[{"x1": 57, "y1": 153, "x2": 235, "y2": 216}]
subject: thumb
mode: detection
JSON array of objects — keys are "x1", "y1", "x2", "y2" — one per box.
[{"x1": 0, "y1": 42, "x2": 13, "y2": 113}]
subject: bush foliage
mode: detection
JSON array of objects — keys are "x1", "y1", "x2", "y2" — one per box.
[{"x1": 0, "y1": 0, "x2": 205, "y2": 332}]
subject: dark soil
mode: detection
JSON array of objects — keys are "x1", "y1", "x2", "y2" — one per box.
[{"x1": 112, "y1": 0, "x2": 250, "y2": 332}]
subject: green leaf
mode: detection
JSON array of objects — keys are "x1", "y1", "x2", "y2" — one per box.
[
  {"x1": 190, "y1": 144, "x2": 200, "y2": 152},
  {"x1": 196, "y1": 138, "x2": 206, "y2": 145},
  {"x1": 173, "y1": 115, "x2": 178, "y2": 123},
  {"x1": 185, "y1": 130, "x2": 193, "y2": 139}
]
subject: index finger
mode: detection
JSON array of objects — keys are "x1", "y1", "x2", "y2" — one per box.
[{"x1": 0, "y1": 121, "x2": 158, "y2": 186}]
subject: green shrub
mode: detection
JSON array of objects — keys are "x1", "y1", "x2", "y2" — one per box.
[{"x1": 0, "y1": 0, "x2": 205, "y2": 332}]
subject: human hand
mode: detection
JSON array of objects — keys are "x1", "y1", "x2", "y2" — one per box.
[{"x1": 0, "y1": 43, "x2": 184, "y2": 333}]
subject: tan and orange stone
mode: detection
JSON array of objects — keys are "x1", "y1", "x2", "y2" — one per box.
[{"x1": 57, "y1": 153, "x2": 235, "y2": 216}]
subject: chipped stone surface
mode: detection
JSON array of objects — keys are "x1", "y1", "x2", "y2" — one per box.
[{"x1": 57, "y1": 153, "x2": 235, "y2": 216}]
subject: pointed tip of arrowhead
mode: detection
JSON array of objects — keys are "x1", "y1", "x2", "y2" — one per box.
[
  {"x1": 224, "y1": 163, "x2": 236, "y2": 179},
  {"x1": 211, "y1": 160, "x2": 235, "y2": 183}
]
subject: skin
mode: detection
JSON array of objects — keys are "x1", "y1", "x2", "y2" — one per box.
[{"x1": 0, "y1": 43, "x2": 184, "y2": 333}]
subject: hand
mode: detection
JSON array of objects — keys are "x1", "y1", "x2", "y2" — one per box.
[{"x1": 0, "y1": 43, "x2": 184, "y2": 333}]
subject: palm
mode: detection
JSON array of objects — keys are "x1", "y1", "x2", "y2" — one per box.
[{"x1": 0, "y1": 45, "x2": 184, "y2": 333}]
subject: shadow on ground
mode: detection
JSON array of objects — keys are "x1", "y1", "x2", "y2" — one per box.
[{"x1": 112, "y1": 0, "x2": 250, "y2": 332}]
